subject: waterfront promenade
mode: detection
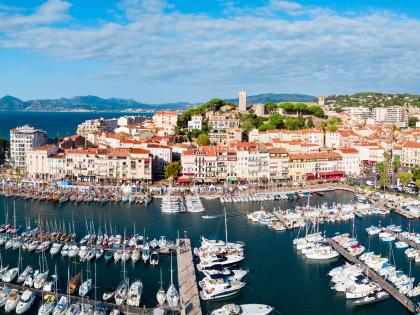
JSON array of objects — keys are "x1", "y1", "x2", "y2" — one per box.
[
  {"x1": 176, "y1": 238, "x2": 201, "y2": 315},
  {"x1": 327, "y1": 238, "x2": 419, "y2": 314}
]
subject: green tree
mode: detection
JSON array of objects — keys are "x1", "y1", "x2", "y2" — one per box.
[
  {"x1": 164, "y1": 161, "x2": 181, "y2": 180},
  {"x1": 306, "y1": 116, "x2": 315, "y2": 128},
  {"x1": 258, "y1": 122, "x2": 276, "y2": 131},
  {"x1": 392, "y1": 155, "x2": 401, "y2": 173},
  {"x1": 415, "y1": 179, "x2": 420, "y2": 188},
  {"x1": 327, "y1": 124, "x2": 338, "y2": 132},
  {"x1": 197, "y1": 133, "x2": 210, "y2": 146},
  {"x1": 265, "y1": 102, "x2": 278, "y2": 113},
  {"x1": 409, "y1": 116, "x2": 419, "y2": 128},
  {"x1": 269, "y1": 114, "x2": 284, "y2": 128},
  {"x1": 398, "y1": 172, "x2": 413, "y2": 186}
]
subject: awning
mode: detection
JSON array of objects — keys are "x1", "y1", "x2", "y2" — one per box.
[
  {"x1": 319, "y1": 171, "x2": 345, "y2": 176},
  {"x1": 177, "y1": 177, "x2": 189, "y2": 183},
  {"x1": 227, "y1": 178, "x2": 238, "y2": 183},
  {"x1": 183, "y1": 172, "x2": 195, "y2": 176},
  {"x1": 306, "y1": 173, "x2": 315, "y2": 178}
]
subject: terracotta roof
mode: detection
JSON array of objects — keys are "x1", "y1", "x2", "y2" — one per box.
[
  {"x1": 154, "y1": 111, "x2": 178, "y2": 116},
  {"x1": 402, "y1": 141, "x2": 420, "y2": 149},
  {"x1": 268, "y1": 148, "x2": 288, "y2": 154},
  {"x1": 289, "y1": 152, "x2": 342, "y2": 161},
  {"x1": 338, "y1": 148, "x2": 359, "y2": 154},
  {"x1": 66, "y1": 148, "x2": 99, "y2": 155}
]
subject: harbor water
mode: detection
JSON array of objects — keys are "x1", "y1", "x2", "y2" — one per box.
[{"x1": 0, "y1": 190, "x2": 419, "y2": 315}]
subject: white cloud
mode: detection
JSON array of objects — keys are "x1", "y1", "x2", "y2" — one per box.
[
  {"x1": 0, "y1": 0, "x2": 71, "y2": 30},
  {"x1": 1, "y1": 0, "x2": 420, "y2": 98}
]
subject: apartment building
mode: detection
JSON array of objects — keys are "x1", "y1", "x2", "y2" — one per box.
[
  {"x1": 336, "y1": 148, "x2": 360, "y2": 176},
  {"x1": 152, "y1": 111, "x2": 178, "y2": 128},
  {"x1": 10, "y1": 125, "x2": 48, "y2": 168},
  {"x1": 187, "y1": 115, "x2": 203, "y2": 131},
  {"x1": 288, "y1": 152, "x2": 343, "y2": 181},
  {"x1": 26, "y1": 145, "x2": 58, "y2": 179},
  {"x1": 76, "y1": 118, "x2": 117, "y2": 138},
  {"x1": 401, "y1": 141, "x2": 420, "y2": 167}
]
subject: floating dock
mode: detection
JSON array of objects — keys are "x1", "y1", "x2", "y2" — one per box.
[
  {"x1": 176, "y1": 238, "x2": 201, "y2": 315},
  {"x1": 327, "y1": 238, "x2": 420, "y2": 314}
]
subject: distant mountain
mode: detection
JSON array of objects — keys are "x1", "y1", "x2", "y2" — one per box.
[
  {"x1": 0, "y1": 95, "x2": 190, "y2": 112},
  {"x1": 225, "y1": 93, "x2": 317, "y2": 104},
  {"x1": 0, "y1": 93, "x2": 318, "y2": 112}
]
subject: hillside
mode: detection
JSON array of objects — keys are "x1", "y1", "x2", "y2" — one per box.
[
  {"x1": 225, "y1": 93, "x2": 317, "y2": 104},
  {"x1": 0, "y1": 95, "x2": 189, "y2": 112},
  {"x1": 325, "y1": 92, "x2": 420, "y2": 109},
  {"x1": 0, "y1": 93, "x2": 318, "y2": 112}
]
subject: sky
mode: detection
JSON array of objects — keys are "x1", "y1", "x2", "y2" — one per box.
[{"x1": 1, "y1": 0, "x2": 420, "y2": 103}]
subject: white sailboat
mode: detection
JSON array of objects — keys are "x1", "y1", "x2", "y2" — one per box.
[{"x1": 166, "y1": 251, "x2": 179, "y2": 308}]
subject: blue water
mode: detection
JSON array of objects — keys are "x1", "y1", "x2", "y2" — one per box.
[
  {"x1": 0, "y1": 111, "x2": 153, "y2": 139},
  {"x1": 0, "y1": 191, "x2": 418, "y2": 315}
]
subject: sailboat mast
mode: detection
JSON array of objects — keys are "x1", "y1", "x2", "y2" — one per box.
[{"x1": 224, "y1": 206, "x2": 228, "y2": 244}]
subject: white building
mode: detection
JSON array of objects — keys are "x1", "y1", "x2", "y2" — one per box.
[
  {"x1": 10, "y1": 125, "x2": 48, "y2": 168},
  {"x1": 76, "y1": 118, "x2": 117, "y2": 138},
  {"x1": 187, "y1": 115, "x2": 203, "y2": 131},
  {"x1": 373, "y1": 107, "x2": 407, "y2": 127},
  {"x1": 239, "y1": 90, "x2": 247, "y2": 111}
]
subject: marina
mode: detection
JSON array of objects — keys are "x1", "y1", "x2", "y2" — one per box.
[{"x1": 0, "y1": 190, "x2": 418, "y2": 315}]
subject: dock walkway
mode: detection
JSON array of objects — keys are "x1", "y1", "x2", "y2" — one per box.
[
  {"x1": 327, "y1": 238, "x2": 419, "y2": 314},
  {"x1": 176, "y1": 239, "x2": 201, "y2": 315}
]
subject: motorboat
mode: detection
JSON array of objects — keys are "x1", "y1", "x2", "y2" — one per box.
[
  {"x1": 131, "y1": 249, "x2": 141, "y2": 263},
  {"x1": 34, "y1": 270, "x2": 49, "y2": 289},
  {"x1": 15, "y1": 290, "x2": 36, "y2": 314},
  {"x1": 24, "y1": 270, "x2": 39, "y2": 288},
  {"x1": 199, "y1": 278, "x2": 245, "y2": 301},
  {"x1": 150, "y1": 251, "x2": 159, "y2": 266},
  {"x1": 126, "y1": 280, "x2": 143, "y2": 307},
  {"x1": 79, "y1": 279, "x2": 93, "y2": 297},
  {"x1": 201, "y1": 266, "x2": 248, "y2": 281},
  {"x1": 17, "y1": 266, "x2": 33, "y2": 284},
  {"x1": 2, "y1": 267, "x2": 19, "y2": 283},
  {"x1": 68, "y1": 274, "x2": 81, "y2": 295},
  {"x1": 0, "y1": 286, "x2": 12, "y2": 307},
  {"x1": 142, "y1": 245, "x2": 150, "y2": 263},
  {"x1": 211, "y1": 304, "x2": 274, "y2": 315},
  {"x1": 5, "y1": 289, "x2": 20, "y2": 312}
]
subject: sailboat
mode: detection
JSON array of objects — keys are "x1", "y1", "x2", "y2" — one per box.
[
  {"x1": 166, "y1": 251, "x2": 179, "y2": 308},
  {"x1": 53, "y1": 268, "x2": 69, "y2": 315},
  {"x1": 156, "y1": 268, "x2": 166, "y2": 307}
]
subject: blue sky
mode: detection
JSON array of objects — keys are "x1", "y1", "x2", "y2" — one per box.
[{"x1": 1, "y1": 0, "x2": 420, "y2": 103}]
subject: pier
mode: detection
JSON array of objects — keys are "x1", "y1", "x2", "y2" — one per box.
[
  {"x1": 176, "y1": 238, "x2": 201, "y2": 315},
  {"x1": 327, "y1": 238, "x2": 420, "y2": 314},
  {"x1": 0, "y1": 280, "x2": 180, "y2": 314}
]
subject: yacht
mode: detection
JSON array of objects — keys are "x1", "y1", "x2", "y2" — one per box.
[
  {"x1": 38, "y1": 294, "x2": 56, "y2": 315},
  {"x1": 131, "y1": 249, "x2": 141, "y2": 263},
  {"x1": 5, "y1": 289, "x2": 21, "y2": 312},
  {"x1": 156, "y1": 269, "x2": 166, "y2": 307},
  {"x1": 166, "y1": 253, "x2": 179, "y2": 308},
  {"x1": 15, "y1": 290, "x2": 36, "y2": 314},
  {"x1": 64, "y1": 304, "x2": 80, "y2": 315},
  {"x1": 114, "y1": 279, "x2": 129, "y2": 305},
  {"x1": 34, "y1": 270, "x2": 49, "y2": 289},
  {"x1": 127, "y1": 280, "x2": 143, "y2": 307},
  {"x1": 24, "y1": 270, "x2": 39, "y2": 288},
  {"x1": 197, "y1": 254, "x2": 245, "y2": 271},
  {"x1": 142, "y1": 245, "x2": 150, "y2": 263},
  {"x1": 0, "y1": 286, "x2": 12, "y2": 307},
  {"x1": 17, "y1": 266, "x2": 33, "y2": 284},
  {"x1": 79, "y1": 279, "x2": 93, "y2": 297},
  {"x1": 200, "y1": 278, "x2": 245, "y2": 300},
  {"x1": 53, "y1": 296, "x2": 68, "y2": 315},
  {"x1": 2, "y1": 267, "x2": 19, "y2": 283},
  {"x1": 202, "y1": 266, "x2": 248, "y2": 281},
  {"x1": 150, "y1": 251, "x2": 159, "y2": 266},
  {"x1": 211, "y1": 304, "x2": 273, "y2": 315}
]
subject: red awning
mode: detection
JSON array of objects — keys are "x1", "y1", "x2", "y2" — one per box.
[
  {"x1": 177, "y1": 177, "x2": 189, "y2": 183},
  {"x1": 306, "y1": 173, "x2": 315, "y2": 178},
  {"x1": 319, "y1": 171, "x2": 345, "y2": 176},
  {"x1": 183, "y1": 172, "x2": 195, "y2": 176}
]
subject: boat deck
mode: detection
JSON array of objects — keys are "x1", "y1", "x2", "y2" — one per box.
[
  {"x1": 327, "y1": 238, "x2": 420, "y2": 314},
  {"x1": 0, "y1": 280, "x2": 179, "y2": 314},
  {"x1": 176, "y1": 238, "x2": 202, "y2": 315}
]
